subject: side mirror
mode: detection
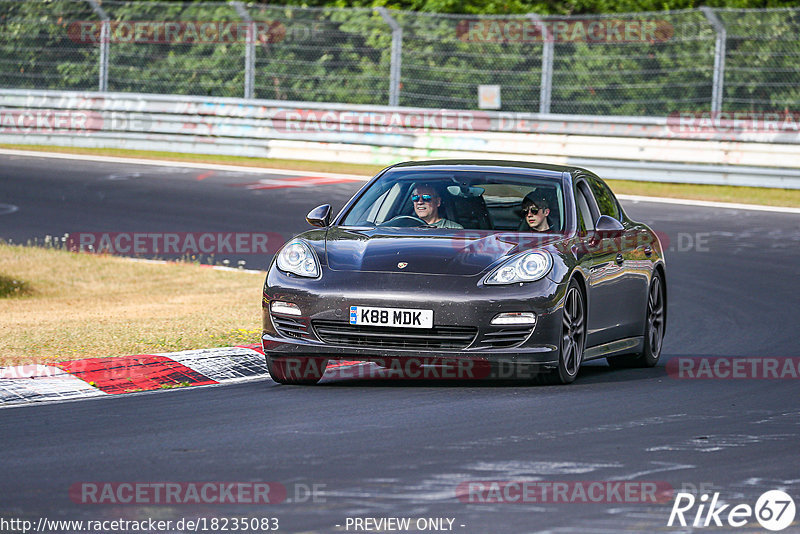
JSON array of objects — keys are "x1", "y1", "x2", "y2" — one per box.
[
  {"x1": 594, "y1": 215, "x2": 624, "y2": 234},
  {"x1": 306, "y1": 204, "x2": 332, "y2": 227}
]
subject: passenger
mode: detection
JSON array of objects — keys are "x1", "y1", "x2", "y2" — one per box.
[
  {"x1": 521, "y1": 195, "x2": 551, "y2": 232},
  {"x1": 411, "y1": 185, "x2": 463, "y2": 229}
]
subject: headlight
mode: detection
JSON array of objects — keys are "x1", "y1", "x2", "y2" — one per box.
[
  {"x1": 485, "y1": 250, "x2": 552, "y2": 285},
  {"x1": 276, "y1": 240, "x2": 320, "y2": 278}
]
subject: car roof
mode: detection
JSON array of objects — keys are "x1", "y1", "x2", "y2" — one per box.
[{"x1": 389, "y1": 159, "x2": 589, "y2": 178}]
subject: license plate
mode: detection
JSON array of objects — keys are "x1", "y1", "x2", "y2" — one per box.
[{"x1": 349, "y1": 306, "x2": 433, "y2": 329}]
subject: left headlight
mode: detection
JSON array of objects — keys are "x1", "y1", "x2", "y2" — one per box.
[
  {"x1": 485, "y1": 250, "x2": 552, "y2": 285},
  {"x1": 276, "y1": 240, "x2": 320, "y2": 278}
]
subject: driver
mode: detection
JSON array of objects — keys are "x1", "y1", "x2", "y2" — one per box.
[
  {"x1": 411, "y1": 185, "x2": 463, "y2": 229},
  {"x1": 521, "y1": 194, "x2": 551, "y2": 232}
]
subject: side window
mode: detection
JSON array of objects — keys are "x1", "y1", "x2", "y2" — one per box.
[
  {"x1": 575, "y1": 187, "x2": 594, "y2": 231},
  {"x1": 575, "y1": 196, "x2": 586, "y2": 232},
  {"x1": 366, "y1": 183, "x2": 402, "y2": 224},
  {"x1": 588, "y1": 178, "x2": 621, "y2": 221}
]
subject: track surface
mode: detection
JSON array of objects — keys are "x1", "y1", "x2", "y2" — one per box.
[{"x1": 1, "y1": 154, "x2": 799, "y2": 533}]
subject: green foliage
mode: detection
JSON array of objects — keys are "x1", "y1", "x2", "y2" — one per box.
[
  {"x1": 0, "y1": 275, "x2": 31, "y2": 298},
  {"x1": 0, "y1": 1, "x2": 798, "y2": 115},
  {"x1": 0, "y1": 0, "x2": 99, "y2": 90},
  {"x1": 284, "y1": 0, "x2": 797, "y2": 15}
]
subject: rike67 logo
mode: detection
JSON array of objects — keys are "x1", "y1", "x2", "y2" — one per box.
[{"x1": 668, "y1": 490, "x2": 796, "y2": 531}]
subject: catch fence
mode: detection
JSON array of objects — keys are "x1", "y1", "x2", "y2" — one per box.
[{"x1": 1, "y1": 1, "x2": 798, "y2": 116}]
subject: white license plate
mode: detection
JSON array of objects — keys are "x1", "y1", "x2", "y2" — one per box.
[{"x1": 349, "y1": 306, "x2": 433, "y2": 329}]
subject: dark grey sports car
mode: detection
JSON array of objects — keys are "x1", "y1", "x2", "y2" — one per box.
[{"x1": 261, "y1": 160, "x2": 666, "y2": 385}]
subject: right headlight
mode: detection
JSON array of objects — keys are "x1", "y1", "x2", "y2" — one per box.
[
  {"x1": 276, "y1": 240, "x2": 320, "y2": 278},
  {"x1": 485, "y1": 250, "x2": 552, "y2": 285}
]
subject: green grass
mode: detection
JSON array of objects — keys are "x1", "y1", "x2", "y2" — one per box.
[
  {"x1": 0, "y1": 242, "x2": 263, "y2": 367},
  {"x1": 2, "y1": 144, "x2": 799, "y2": 208},
  {"x1": 0, "y1": 274, "x2": 31, "y2": 298}
]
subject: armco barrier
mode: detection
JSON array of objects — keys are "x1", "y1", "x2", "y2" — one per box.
[{"x1": 1, "y1": 89, "x2": 799, "y2": 189}]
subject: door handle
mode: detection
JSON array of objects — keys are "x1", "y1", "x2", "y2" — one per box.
[
  {"x1": 615, "y1": 253, "x2": 624, "y2": 265},
  {"x1": 644, "y1": 246, "x2": 652, "y2": 257}
]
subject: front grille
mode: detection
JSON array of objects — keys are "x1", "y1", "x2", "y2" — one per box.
[
  {"x1": 312, "y1": 320, "x2": 477, "y2": 350},
  {"x1": 476, "y1": 327, "x2": 534, "y2": 349},
  {"x1": 271, "y1": 314, "x2": 310, "y2": 339}
]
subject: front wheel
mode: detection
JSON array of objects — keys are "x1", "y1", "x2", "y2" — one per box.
[
  {"x1": 540, "y1": 280, "x2": 585, "y2": 385},
  {"x1": 607, "y1": 272, "x2": 665, "y2": 368},
  {"x1": 266, "y1": 355, "x2": 328, "y2": 385}
]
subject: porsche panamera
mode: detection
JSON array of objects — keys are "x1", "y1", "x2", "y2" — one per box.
[{"x1": 261, "y1": 160, "x2": 666, "y2": 385}]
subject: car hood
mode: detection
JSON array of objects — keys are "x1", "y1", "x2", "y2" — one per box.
[{"x1": 325, "y1": 227, "x2": 563, "y2": 276}]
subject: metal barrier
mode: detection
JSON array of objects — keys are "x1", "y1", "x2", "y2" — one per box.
[{"x1": 1, "y1": 89, "x2": 799, "y2": 189}]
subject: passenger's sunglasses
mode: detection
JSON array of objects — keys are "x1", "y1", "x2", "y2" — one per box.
[
  {"x1": 411, "y1": 194, "x2": 433, "y2": 203},
  {"x1": 521, "y1": 206, "x2": 541, "y2": 215}
]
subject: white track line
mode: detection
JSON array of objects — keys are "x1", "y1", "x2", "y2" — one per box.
[
  {"x1": 616, "y1": 194, "x2": 800, "y2": 214},
  {"x1": 0, "y1": 148, "x2": 371, "y2": 181},
  {"x1": 1, "y1": 148, "x2": 796, "y2": 213}
]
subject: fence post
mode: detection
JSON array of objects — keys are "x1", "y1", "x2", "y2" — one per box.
[
  {"x1": 376, "y1": 7, "x2": 402, "y2": 107},
  {"x1": 529, "y1": 14, "x2": 552, "y2": 114},
  {"x1": 701, "y1": 7, "x2": 726, "y2": 113},
  {"x1": 85, "y1": 0, "x2": 109, "y2": 92},
  {"x1": 231, "y1": 2, "x2": 255, "y2": 99}
]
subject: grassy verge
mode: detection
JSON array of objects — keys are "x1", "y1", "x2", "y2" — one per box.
[
  {"x1": 3, "y1": 144, "x2": 799, "y2": 208},
  {"x1": 0, "y1": 243, "x2": 263, "y2": 367}
]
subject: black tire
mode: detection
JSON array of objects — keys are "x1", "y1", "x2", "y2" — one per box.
[
  {"x1": 540, "y1": 280, "x2": 586, "y2": 385},
  {"x1": 607, "y1": 272, "x2": 665, "y2": 369},
  {"x1": 266, "y1": 355, "x2": 328, "y2": 385}
]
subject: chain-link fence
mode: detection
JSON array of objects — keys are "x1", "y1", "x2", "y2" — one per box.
[{"x1": 1, "y1": 0, "x2": 798, "y2": 116}]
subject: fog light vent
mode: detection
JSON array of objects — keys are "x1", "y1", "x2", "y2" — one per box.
[
  {"x1": 490, "y1": 312, "x2": 536, "y2": 326},
  {"x1": 270, "y1": 301, "x2": 302, "y2": 316}
]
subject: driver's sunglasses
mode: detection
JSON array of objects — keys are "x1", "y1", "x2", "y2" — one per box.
[
  {"x1": 521, "y1": 206, "x2": 541, "y2": 215},
  {"x1": 411, "y1": 194, "x2": 433, "y2": 203}
]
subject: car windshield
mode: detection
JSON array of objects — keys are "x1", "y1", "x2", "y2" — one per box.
[{"x1": 340, "y1": 168, "x2": 566, "y2": 232}]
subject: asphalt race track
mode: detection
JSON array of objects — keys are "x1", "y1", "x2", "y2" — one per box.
[{"x1": 1, "y1": 153, "x2": 799, "y2": 533}]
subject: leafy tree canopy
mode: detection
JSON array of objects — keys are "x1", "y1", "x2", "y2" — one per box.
[{"x1": 271, "y1": 0, "x2": 798, "y2": 15}]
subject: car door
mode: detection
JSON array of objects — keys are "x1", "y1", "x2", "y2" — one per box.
[
  {"x1": 573, "y1": 177, "x2": 628, "y2": 347},
  {"x1": 583, "y1": 175, "x2": 647, "y2": 345}
]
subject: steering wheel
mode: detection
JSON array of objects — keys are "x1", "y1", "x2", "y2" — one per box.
[{"x1": 379, "y1": 215, "x2": 430, "y2": 228}]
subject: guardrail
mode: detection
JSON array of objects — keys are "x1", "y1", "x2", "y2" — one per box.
[{"x1": 1, "y1": 89, "x2": 799, "y2": 189}]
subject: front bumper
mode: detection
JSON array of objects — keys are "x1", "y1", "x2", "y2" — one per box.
[{"x1": 261, "y1": 267, "x2": 566, "y2": 368}]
